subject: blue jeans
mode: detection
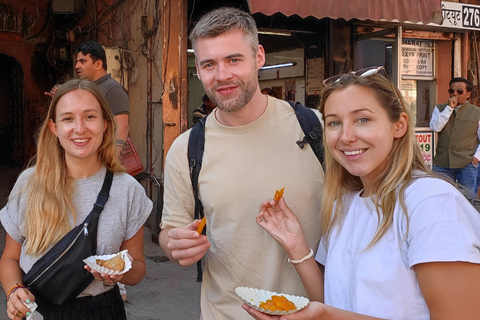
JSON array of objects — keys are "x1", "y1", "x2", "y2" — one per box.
[
  {"x1": 475, "y1": 168, "x2": 480, "y2": 197},
  {"x1": 433, "y1": 163, "x2": 479, "y2": 198}
]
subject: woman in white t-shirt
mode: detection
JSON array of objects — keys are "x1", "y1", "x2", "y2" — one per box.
[{"x1": 244, "y1": 67, "x2": 480, "y2": 320}]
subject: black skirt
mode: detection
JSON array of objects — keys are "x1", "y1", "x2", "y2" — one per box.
[{"x1": 34, "y1": 285, "x2": 126, "y2": 320}]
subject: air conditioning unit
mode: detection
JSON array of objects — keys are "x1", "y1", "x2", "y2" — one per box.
[
  {"x1": 52, "y1": 0, "x2": 83, "y2": 14},
  {"x1": 105, "y1": 48, "x2": 129, "y2": 91}
]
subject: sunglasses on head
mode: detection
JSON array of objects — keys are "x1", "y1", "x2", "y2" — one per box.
[
  {"x1": 448, "y1": 88, "x2": 465, "y2": 95},
  {"x1": 323, "y1": 66, "x2": 385, "y2": 86}
]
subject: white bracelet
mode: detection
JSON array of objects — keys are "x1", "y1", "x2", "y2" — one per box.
[{"x1": 287, "y1": 248, "x2": 314, "y2": 264}]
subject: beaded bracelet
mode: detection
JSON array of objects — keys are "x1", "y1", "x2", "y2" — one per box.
[
  {"x1": 287, "y1": 248, "x2": 314, "y2": 264},
  {"x1": 7, "y1": 283, "x2": 25, "y2": 301}
]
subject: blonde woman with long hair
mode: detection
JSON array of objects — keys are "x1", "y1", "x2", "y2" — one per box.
[
  {"x1": 0, "y1": 79, "x2": 152, "y2": 319},
  {"x1": 244, "y1": 67, "x2": 480, "y2": 320}
]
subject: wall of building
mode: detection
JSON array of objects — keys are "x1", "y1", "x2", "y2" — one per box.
[
  {"x1": 0, "y1": 1, "x2": 52, "y2": 164},
  {"x1": 0, "y1": 0, "x2": 165, "y2": 229},
  {"x1": 76, "y1": 0, "x2": 165, "y2": 230}
]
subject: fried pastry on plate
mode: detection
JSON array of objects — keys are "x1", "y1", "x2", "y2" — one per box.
[{"x1": 96, "y1": 254, "x2": 125, "y2": 271}]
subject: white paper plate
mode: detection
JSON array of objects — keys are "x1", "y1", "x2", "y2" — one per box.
[
  {"x1": 83, "y1": 249, "x2": 132, "y2": 275},
  {"x1": 235, "y1": 286, "x2": 309, "y2": 315}
]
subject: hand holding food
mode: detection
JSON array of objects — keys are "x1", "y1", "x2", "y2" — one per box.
[
  {"x1": 84, "y1": 250, "x2": 132, "y2": 275},
  {"x1": 257, "y1": 197, "x2": 308, "y2": 253},
  {"x1": 162, "y1": 221, "x2": 211, "y2": 266}
]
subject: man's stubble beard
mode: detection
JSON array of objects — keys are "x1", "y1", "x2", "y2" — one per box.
[{"x1": 206, "y1": 72, "x2": 258, "y2": 113}]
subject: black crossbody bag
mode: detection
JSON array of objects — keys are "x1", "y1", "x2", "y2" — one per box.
[{"x1": 23, "y1": 170, "x2": 114, "y2": 306}]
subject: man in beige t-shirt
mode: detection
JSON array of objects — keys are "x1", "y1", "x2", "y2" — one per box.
[{"x1": 160, "y1": 7, "x2": 324, "y2": 319}]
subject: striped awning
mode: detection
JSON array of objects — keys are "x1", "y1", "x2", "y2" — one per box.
[{"x1": 247, "y1": 0, "x2": 443, "y2": 24}]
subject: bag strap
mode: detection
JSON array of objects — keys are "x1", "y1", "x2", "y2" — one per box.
[
  {"x1": 288, "y1": 101, "x2": 325, "y2": 168},
  {"x1": 188, "y1": 116, "x2": 207, "y2": 282},
  {"x1": 93, "y1": 170, "x2": 114, "y2": 212},
  {"x1": 84, "y1": 170, "x2": 114, "y2": 225}
]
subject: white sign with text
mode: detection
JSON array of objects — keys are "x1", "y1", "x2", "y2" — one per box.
[
  {"x1": 401, "y1": 39, "x2": 434, "y2": 77},
  {"x1": 415, "y1": 129, "x2": 435, "y2": 171},
  {"x1": 441, "y1": 1, "x2": 480, "y2": 30}
]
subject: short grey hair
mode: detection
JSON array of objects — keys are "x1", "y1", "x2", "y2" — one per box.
[{"x1": 190, "y1": 7, "x2": 259, "y2": 57}]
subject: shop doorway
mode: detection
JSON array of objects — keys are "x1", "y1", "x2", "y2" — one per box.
[
  {"x1": 0, "y1": 54, "x2": 25, "y2": 166},
  {"x1": 401, "y1": 79, "x2": 436, "y2": 127}
]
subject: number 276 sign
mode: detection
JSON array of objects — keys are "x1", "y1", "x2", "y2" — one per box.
[{"x1": 442, "y1": 1, "x2": 480, "y2": 30}]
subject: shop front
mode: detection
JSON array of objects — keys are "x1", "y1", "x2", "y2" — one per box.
[
  {"x1": 248, "y1": 0, "x2": 480, "y2": 170},
  {"x1": 355, "y1": 1, "x2": 480, "y2": 169}
]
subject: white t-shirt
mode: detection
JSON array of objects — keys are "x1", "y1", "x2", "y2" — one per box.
[
  {"x1": 162, "y1": 96, "x2": 324, "y2": 320},
  {"x1": 316, "y1": 176, "x2": 480, "y2": 319}
]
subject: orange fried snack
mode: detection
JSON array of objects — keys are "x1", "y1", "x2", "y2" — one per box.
[
  {"x1": 196, "y1": 216, "x2": 206, "y2": 234},
  {"x1": 273, "y1": 187, "x2": 285, "y2": 201},
  {"x1": 260, "y1": 295, "x2": 296, "y2": 311}
]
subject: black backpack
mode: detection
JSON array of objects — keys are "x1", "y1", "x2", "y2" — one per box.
[{"x1": 187, "y1": 101, "x2": 324, "y2": 282}]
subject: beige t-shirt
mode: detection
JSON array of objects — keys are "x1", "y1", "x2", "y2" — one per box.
[{"x1": 162, "y1": 96, "x2": 324, "y2": 319}]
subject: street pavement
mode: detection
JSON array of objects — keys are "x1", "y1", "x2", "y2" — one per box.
[{"x1": 0, "y1": 225, "x2": 202, "y2": 320}]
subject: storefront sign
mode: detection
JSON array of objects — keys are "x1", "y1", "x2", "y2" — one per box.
[
  {"x1": 415, "y1": 129, "x2": 435, "y2": 170},
  {"x1": 441, "y1": 1, "x2": 480, "y2": 30},
  {"x1": 306, "y1": 58, "x2": 324, "y2": 95},
  {"x1": 401, "y1": 39, "x2": 434, "y2": 77}
]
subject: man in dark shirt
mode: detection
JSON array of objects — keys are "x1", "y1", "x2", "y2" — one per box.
[{"x1": 192, "y1": 94, "x2": 216, "y2": 125}]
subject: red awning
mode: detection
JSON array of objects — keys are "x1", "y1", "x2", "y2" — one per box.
[{"x1": 247, "y1": 0, "x2": 443, "y2": 25}]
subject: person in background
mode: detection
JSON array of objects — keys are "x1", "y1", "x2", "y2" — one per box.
[
  {"x1": 45, "y1": 41, "x2": 130, "y2": 160},
  {"x1": 159, "y1": 7, "x2": 324, "y2": 319},
  {"x1": 192, "y1": 94, "x2": 216, "y2": 125},
  {"x1": 261, "y1": 87, "x2": 277, "y2": 98},
  {"x1": 1, "y1": 79, "x2": 152, "y2": 319},
  {"x1": 430, "y1": 77, "x2": 480, "y2": 199},
  {"x1": 243, "y1": 67, "x2": 480, "y2": 320}
]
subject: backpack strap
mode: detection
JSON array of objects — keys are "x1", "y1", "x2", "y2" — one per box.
[
  {"x1": 188, "y1": 117, "x2": 206, "y2": 222},
  {"x1": 187, "y1": 116, "x2": 207, "y2": 282},
  {"x1": 288, "y1": 101, "x2": 325, "y2": 169}
]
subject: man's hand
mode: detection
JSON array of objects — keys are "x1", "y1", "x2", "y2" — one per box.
[
  {"x1": 448, "y1": 95, "x2": 459, "y2": 108},
  {"x1": 44, "y1": 85, "x2": 58, "y2": 98},
  {"x1": 472, "y1": 157, "x2": 479, "y2": 167},
  {"x1": 160, "y1": 220, "x2": 211, "y2": 266}
]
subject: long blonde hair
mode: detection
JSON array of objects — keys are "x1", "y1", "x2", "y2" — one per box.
[
  {"x1": 319, "y1": 72, "x2": 430, "y2": 247},
  {"x1": 25, "y1": 79, "x2": 124, "y2": 255}
]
